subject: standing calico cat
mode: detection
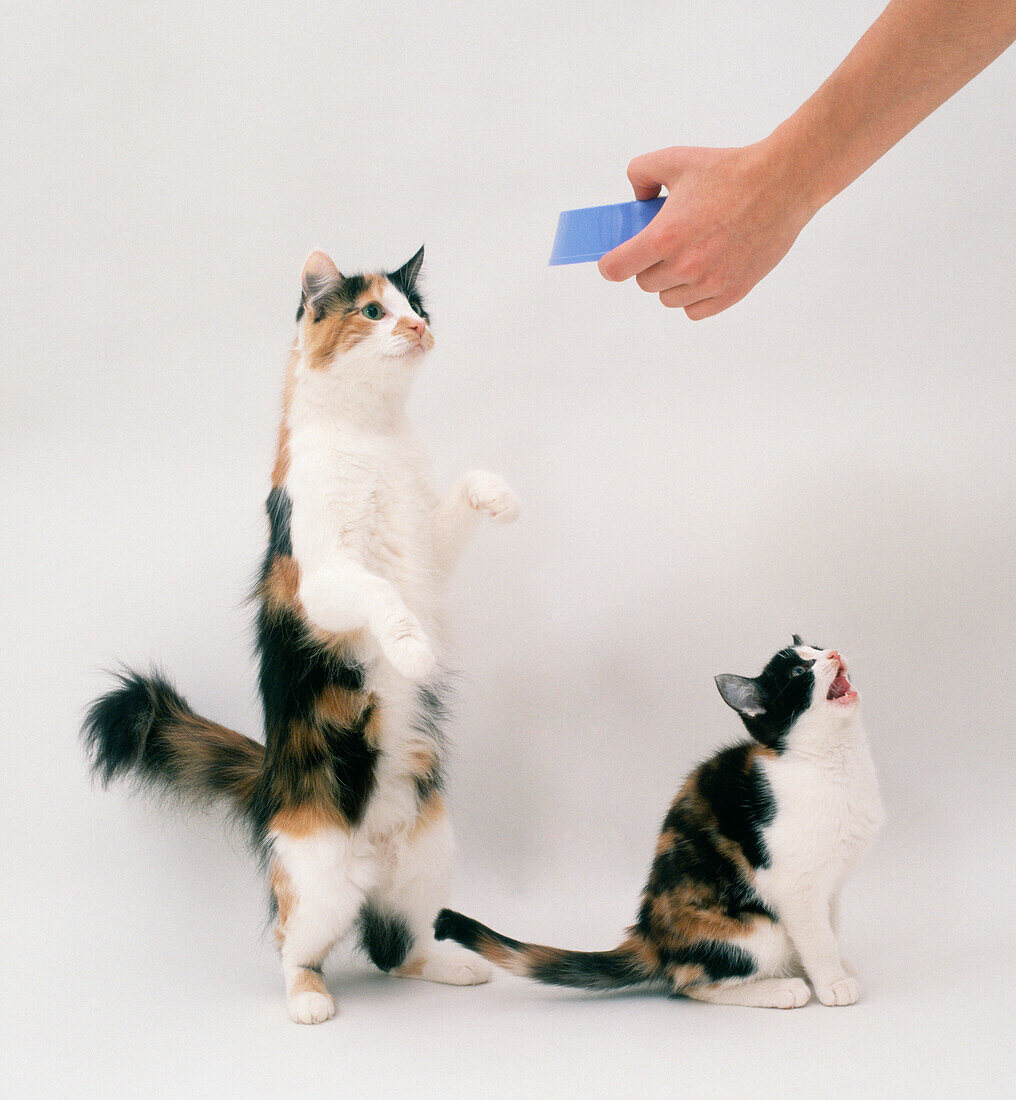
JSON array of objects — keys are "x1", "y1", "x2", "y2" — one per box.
[
  {"x1": 84, "y1": 247, "x2": 520, "y2": 1023},
  {"x1": 437, "y1": 638, "x2": 884, "y2": 1008}
]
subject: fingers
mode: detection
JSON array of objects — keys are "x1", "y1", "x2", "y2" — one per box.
[
  {"x1": 658, "y1": 284, "x2": 707, "y2": 310},
  {"x1": 597, "y1": 223, "x2": 664, "y2": 283},
  {"x1": 683, "y1": 296, "x2": 733, "y2": 321},
  {"x1": 635, "y1": 259, "x2": 687, "y2": 294},
  {"x1": 626, "y1": 153, "x2": 663, "y2": 201},
  {"x1": 626, "y1": 147, "x2": 695, "y2": 200}
]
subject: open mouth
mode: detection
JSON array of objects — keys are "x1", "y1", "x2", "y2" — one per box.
[{"x1": 826, "y1": 664, "x2": 857, "y2": 703}]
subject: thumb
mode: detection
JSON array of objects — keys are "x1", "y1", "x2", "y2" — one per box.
[{"x1": 627, "y1": 147, "x2": 696, "y2": 199}]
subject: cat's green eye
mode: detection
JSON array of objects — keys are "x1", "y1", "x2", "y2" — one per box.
[{"x1": 362, "y1": 302, "x2": 384, "y2": 320}]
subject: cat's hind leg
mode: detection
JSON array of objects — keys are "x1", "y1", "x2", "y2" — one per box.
[
  {"x1": 271, "y1": 823, "x2": 377, "y2": 1024},
  {"x1": 684, "y1": 977, "x2": 811, "y2": 1009},
  {"x1": 362, "y1": 796, "x2": 492, "y2": 986}
]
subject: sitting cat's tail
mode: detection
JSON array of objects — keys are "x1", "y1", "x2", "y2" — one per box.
[
  {"x1": 434, "y1": 909, "x2": 658, "y2": 991},
  {"x1": 83, "y1": 670, "x2": 263, "y2": 817}
]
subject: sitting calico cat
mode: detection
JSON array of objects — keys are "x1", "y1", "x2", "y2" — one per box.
[
  {"x1": 436, "y1": 638, "x2": 884, "y2": 1008},
  {"x1": 84, "y1": 247, "x2": 520, "y2": 1024}
]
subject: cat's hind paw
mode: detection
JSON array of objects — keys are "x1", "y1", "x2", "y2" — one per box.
[
  {"x1": 396, "y1": 947, "x2": 494, "y2": 986},
  {"x1": 814, "y1": 976, "x2": 860, "y2": 1006},
  {"x1": 287, "y1": 990, "x2": 336, "y2": 1024},
  {"x1": 771, "y1": 978, "x2": 811, "y2": 1008},
  {"x1": 464, "y1": 471, "x2": 520, "y2": 525}
]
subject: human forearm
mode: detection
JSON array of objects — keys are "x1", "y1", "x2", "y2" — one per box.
[
  {"x1": 600, "y1": 0, "x2": 1016, "y2": 318},
  {"x1": 770, "y1": 0, "x2": 1016, "y2": 214}
]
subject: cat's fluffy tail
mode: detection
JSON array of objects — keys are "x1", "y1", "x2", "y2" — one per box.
[
  {"x1": 434, "y1": 909, "x2": 658, "y2": 991},
  {"x1": 83, "y1": 670, "x2": 263, "y2": 817}
]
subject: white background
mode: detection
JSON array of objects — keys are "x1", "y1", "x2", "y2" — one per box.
[{"x1": 4, "y1": 1, "x2": 1015, "y2": 1095}]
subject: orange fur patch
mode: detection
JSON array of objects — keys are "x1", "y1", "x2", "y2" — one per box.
[
  {"x1": 475, "y1": 931, "x2": 514, "y2": 968},
  {"x1": 668, "y1": 961, "x2": 707, "y2": 990},
  {"x1": 304, "y1": 276, "x2": 389, "y2": 368},
  {"x1": 262, "y1": 554, "x2": 301, "y2": 609},
  {"x1": 270, "y1": 800, "x2": 347, "y2": 838},
  {"x1": 158, "y1": 703, "x2": 263, "y2": 808},
  {"x1": 289, "y1": 968, "x2": 328, "y2": 996},
  {"x1": 270, "y1": 861, "x2": 296, "y2": 931},
  {"x1": 407, "y1": 744, "x2": 438, "y2": 779},
  {"x1": 409, "y1": 792, "x2": 445, "y2": 839},
  {"x1": 314, "y1": 683, "x2": 369, "y2": 729},
  {"x1": 395, "y1": 956, "x2": 426, "y2": 978},
  {"x1": 271, "y1": 346, "x2": 298, "y2": 487}
]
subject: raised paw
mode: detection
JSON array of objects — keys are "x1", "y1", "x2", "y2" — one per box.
[
  {"x1": 772, "y1": 978, "x2": 811, "y2": 1009},
  {"x1": 378, "y1": 615, "x2": 436, "y2": 681},
  {"x1": 287, "y1": 990, "x2": 336, "y2": 1024},
  {"x1": 814, "y1": 976, "x2": 860, "y2": 1006},
  {"x1": 464, "y1": 471, "x2": 520, "y2": 525},
  {"x1": 396, "y1": 947, "x2": 494, "y2": 986}
]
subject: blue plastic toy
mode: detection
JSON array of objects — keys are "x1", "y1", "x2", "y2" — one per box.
[{"x1": 549, "y1": 198, "x2": 665, "y2": 265}]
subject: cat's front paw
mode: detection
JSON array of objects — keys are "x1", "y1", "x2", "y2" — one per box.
[
  {"x1": 287, "y1": 990, "x2": 336, "y2": 1024},
  {"x1": 379, "y1": 617, "x2": 437, "y2": 681},
  {"x1": 464, "y1": 471, "x2": 520, "y2": 524},
  {"x1": 814, "y1": 976, "x2": 861, "y2": 1006}
]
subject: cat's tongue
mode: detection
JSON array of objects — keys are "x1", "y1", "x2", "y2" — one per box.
[{"x1": 827, "y1": 675, "x2": 851, "y2": 700}]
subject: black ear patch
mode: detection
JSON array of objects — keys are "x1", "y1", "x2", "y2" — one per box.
[
  {"x1": 391, "y1": 245, "x2": 425, "y2": 289},
  {"x1": 792, "y1": 634, "x2": 804, "y2": 647},
  {"x1": 387, "y1": 246, "x2": 429, "y2": 321}
]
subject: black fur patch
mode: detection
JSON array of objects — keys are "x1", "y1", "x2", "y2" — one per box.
[
  {"x1": 651, "y1": 805, "x2": 744, "y2": 906},
  {"x1": 323, "y1": 706, "x2": 379, "y2": 824},
  {"x1": 252, "y1": 488, "x2": 375, "y2": 836},
  {"x1": 639, "y1": 788, "x2": 775, "y2": 938},
  {"x1": 670, "y1": 940, "x2": 756, "y2": 982},
  {"x1": 255, "y1": 602, "x2": 364, "y2": 734},
  {"x1": 265, "y1": 487, "x2": 292, "y2": 558},
  {"x1": 297, "y1": 272, "x2": 371, "y2": 323},
  {"x1": 83, "y1": 669, "x2": 178, "y2": 784},
  {"x1": 435, "y1": 908, "x2": 517, "y2": 953},
  {"x1": 740, "y1": 648, "x2": 817, "y2": 750},
  {"x1": 697, "y1": 743, "x2": 777, "y2": 869},
  {"x1": 360, "y1": 907, "x2": 414, "y2": 971}
]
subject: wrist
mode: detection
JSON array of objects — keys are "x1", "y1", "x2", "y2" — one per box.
[{"x1": 753, "y1": 123, "x2": 830, "y2": 223}]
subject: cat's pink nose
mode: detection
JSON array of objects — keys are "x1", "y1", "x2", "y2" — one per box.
[
  {"x1": 407, "y1": 318, "x2": 426, "y2": 336},
  {"x1": 827, "y1": 650, "x2": 841, "y2": 663}
]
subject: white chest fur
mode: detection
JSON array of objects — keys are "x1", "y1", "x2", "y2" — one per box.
[
  {"x1": 756, "y1": 714, "x2": 885, "y2": 900},
  {"x1": 286, "y1": 387, "x2": 444, "y2": 641}
]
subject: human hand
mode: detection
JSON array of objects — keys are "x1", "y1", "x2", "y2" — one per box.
[{"x1": 597, "y1": 141, "x2": 816, "y2": 319}]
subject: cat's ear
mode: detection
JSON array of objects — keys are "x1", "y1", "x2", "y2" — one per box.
[
  {"x1": 392, "y1": 245, "x2": 425, "y2": 288},
  {"x1": 300, "y1": 250, "x2": 343, "y2": 321},
  {"x1": 792, "y1": 634, "x2": 804, "y2": 647},
  {"x1": 715, "y1": 674, "x2": 766, "y2": 720}
]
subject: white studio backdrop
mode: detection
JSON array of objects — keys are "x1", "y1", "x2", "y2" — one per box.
[{"x1": 3, "y1": 1, "x2": 1015, "y2": 1095}]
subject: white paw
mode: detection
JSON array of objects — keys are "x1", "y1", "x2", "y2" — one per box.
[
  {"x1": 287, "y1": 990, "x2": 336, "y2": 1024},
  {"x1": 429, "y1": 954, "x2": 494, "y2": 985},
  {"x1": 772, "y1": 978, "x2": 811, "y2": 1009},
  {"x1": 400, "y1": 948, "x2": 493, "y2": 986},
  {"x1": 379, "y1": 616, "x2": 436, "y2": 681},
  {"x1": 464, "y1": 471, "x2": 520, "y2": 524},
  {"x1": 815, "y1": 976, "x2": 860, "y2": 1006}
]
